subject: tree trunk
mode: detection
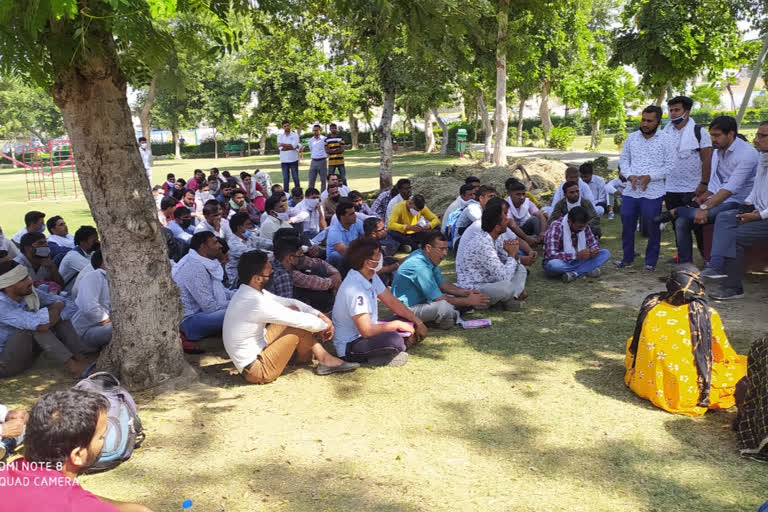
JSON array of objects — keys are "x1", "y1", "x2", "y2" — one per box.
[
  {"x1": 539, "y1": 80, "x2": 552, "y2": 143},
  {"x1": 259, "y1": 133, "x2": 266, "y2": 155},
  {"x1": 213, "y1": 129, "x2": 218, "y2": 159},
  {"x1": 590, "y1": 119, "x2": 600, "y2": 150},
  {"x1": 379, "y1": 89, "x2": 395, "y2": 190},
  {"x1": 247, "y1": 134, "x2": 251, "y2": 156},
  {"x1": 349, "y1": 110, "x2": 359, "y2": 150},
  {"x1": 432, "y1": 107, "x2": 449, "y2": 155},
  {"x1": 138, "y1": 76, "x2": 157, "y2": 152},
  {"x1": 492, "y1": 0, "x2": 510, "y2": 167},
  {"x1": 172, "y1": 128, "x2": 181, "y2": 159},
  {"x1": 49, "y1": 18, "x2": 190, "y2": 391},
  {"x1": 476, "y1": 93, "x2": 493, "y2": 163},
  {"x1": 654, "y1": 85, "x2": 667, "y2": 106},
  {"x1": 424, "y1": 110, "x2": 436, "y2": 153},
  {"x1": 516, "y1": 96, "x2": 526, "y2": 146},
  {"x1": 736, "y1": 33, "x2": 768, "y2": 127}
]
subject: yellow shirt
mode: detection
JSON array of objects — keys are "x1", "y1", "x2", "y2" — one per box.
[{"x1": 387, "y1": 201, "x2": 440, "y2": 234}]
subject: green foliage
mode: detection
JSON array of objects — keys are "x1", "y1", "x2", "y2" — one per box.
[
  {"x1": 0, "y1": 75, "x2": 64, "y2": 141},
  {"x1": 547, "y1": 126, "x2": 576, "y2": 150},
  {"x1": 530, "y1": 126, "x2": 544, "y2": 141},
  {"x1": 593, "y1": 156, "x2": 610, "y2": 171},
  {"x1": 613, "y1": 127, "x2": 627, "y2": 148},
  {"x1": 752, "y1": 93, "x2": 768, "y2": 109},
  {"x1": 691, "y1": 83, "x2": 722, "y2": 110}
]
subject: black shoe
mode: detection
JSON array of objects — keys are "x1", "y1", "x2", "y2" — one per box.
[
  {"x1": 653, "y1": 211, "x2": 674, "y2": 224},
  {"x1": 709, "y1": 287, "x2": 745, "y2": 300}
]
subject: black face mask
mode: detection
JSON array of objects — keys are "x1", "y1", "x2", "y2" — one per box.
[
  {"x1": 354, "y1": 204, "x2": 362, "y2": 212},
  {"x1": 331, "y1": 195, "x2": 340, "y2": 202},
  {"x1": 181, "y1": 219, "x2": 192, "y2": 229},
  {"x1": 90, "y1": 242, "x2": 101, "y2": 253}
]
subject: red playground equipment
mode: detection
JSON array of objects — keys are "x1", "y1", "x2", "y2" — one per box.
[{"x1": 0, "y1": 139, "x2": 79, "y2": 201}]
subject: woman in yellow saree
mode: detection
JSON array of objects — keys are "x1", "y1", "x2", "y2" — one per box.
[{"x1": 624, "y1": 265, "x2": 747, "y2": 417}]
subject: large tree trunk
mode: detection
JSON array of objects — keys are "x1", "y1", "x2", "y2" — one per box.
[
  {"x1": 432, "y1": 107, "x2": 449, "y2": 155},
  {"x1": 172, "y1": 127, "x2": 181, "y2": 159},
  {"x1": 213, "y1": 129, "x2": 218, "y2": 159},
  {"x1": 424, "y1": 110, "x2": 436, "y2": 153},
  {"x1": 477, "y1": 93, "x2": 492, "y2": 163},
  {"x1": 539, "y1": 80, "x2": 552, "y2": 143},
  {"x1": 589, "y1": 119, "x2": 601, "y2": 150},
  {"x1": 516, "y1": 96, "x2": 526, "y2": 146},
  {"x1": 50, "y1": 18, "x2": 190, "y2": 390},
  {"x1": 138, "y1": 76, "x2": 157, "y2": 152},
  {"x1": 379, "y1": 89, "x2": 395, "y2": 190},
  {"x1": 259, "y1": 132, "x2": 266, "y2": 155},
  {"x1": 349, "y1": 110, "x2": 359, "y2": 150},
  {"x1": 247, "y1": 134, "x2": 251, "y2": 156},
  {"x1": 493, "y1": 0, "x2": 510, "y2": 167},
  {"x1": 654, "y1": 85, "x2": 668, "y2": 106}
]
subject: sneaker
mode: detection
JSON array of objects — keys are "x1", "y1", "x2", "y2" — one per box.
[
  {"x1": 643, "y1": 265, "x2": 655, "y2": 272},
  {"x1": 400, "y1": 244, "x2": 413, "y2": 254},
  {"x1": 709, "y1": 287, "x2": 745, "y2": 301},
  {"x1": 653, "y1": 211, "x2": 674, "y2": 224},
  {"x1": 367, "y1": 351, "x2": 409, "y2": 367},
  {"x1": 586, "y1": 268, "x2": 601, "y2": 278},
  {"x1": 700, "y1": 267, "x2": 727, "y2": 279},
  {"x1": 562, "y1": 271, "x2": 579, "y2": 283},
  {"x1": 316, "y1": 360, "x2": 360, "y2": 375},
  {"x1": 614, "y1": 260, "x2": 632, "y2": 269}
]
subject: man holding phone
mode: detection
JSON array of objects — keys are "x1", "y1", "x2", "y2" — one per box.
[{"x1": 707, "y1": 121, "x2": 768, "y2": 300}]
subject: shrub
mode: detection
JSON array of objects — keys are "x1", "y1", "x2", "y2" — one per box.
[
  {"x1": 613, "y1": 128, "x2": 627, "y2": 149},
  {"x1": 530, "y1": 126, "x2": 544, "y2": 141},
  {"x1": 547, "y1": 126, "x2": 576, "y2": 150},
  {"x1": 593, "y1": 156, "x2": 609, "y2": 171}
]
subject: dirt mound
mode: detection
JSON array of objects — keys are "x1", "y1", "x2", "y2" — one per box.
[{"x1": 412, "y1": 158, "x2": 568, "y2": 217}]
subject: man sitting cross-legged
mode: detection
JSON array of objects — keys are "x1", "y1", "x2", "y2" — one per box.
[
  {"x1": 0, "y1": 389, "x2": 153, "y2": 511},
  {"x1": 14, "y1": 231, "x2": 65, "y2": 289},
  {"x1": 456, "y1": 199, "x2": 528, "y2": 311},
  {"x1": 542, "y1": 206, "x2": 611, "y2": 283},
  {"x1": 392, "y1": 231, "x2": 489, "y2": 329},
  {"x1": 543, "y1": 166, "x2": 596, "y2": 216},
  {"x1": 505, "y1": 179, "x2": 548, "y2": 244},
  {"x1": 223, "y1": 250, "x2": 358, "y2": 384},
  {"x1": 0, "y1": 261, "x2": 89, "y2": 378},
  {"x1": 549, "y1": 180, "x2": 602, "y2": 238},
  {"x1": 362, "y1": 217, "x2": 403, "y2": 285},
  {"x1": 71, "y1": 249, "x2": 112, "y2": 352},
  {"x1": 172, "y1": 231, "x2": 234, "y2": 346},
  {"x1": 387, "y1": 193, "x2": 440, "y2": 252},
  {"x1": 11, "y1": 210, "x2": 46, "y2": 245}
]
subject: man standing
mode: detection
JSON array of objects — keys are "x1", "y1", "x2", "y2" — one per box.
[
  {"x1": 324, "y1": 123, "x2": 347, "y2": 184},
  {"x1": 392, "y1": 232, "x2": 489, "y2": 328},
  {"x1": 543, "y1": 206, "x2": 610, "y2": 282},
  {"x1": 138, "y1": 136, "x2": 152, "y2": 185},
  {"x1": 277, "y1": 120, "x2": 300, "y2": 190},
  {"x1": 657, "y1": 116, "x2": 758, "y2": 269},
  {"x1": 615, "y1": 105, "x2": 672, "y2": 271},
  {"x1": 307, "y1": 124, "x2": 328, "y2": 192},
  {"x1": 705, "y1": 121, "x2": 768, "y2": 300}
]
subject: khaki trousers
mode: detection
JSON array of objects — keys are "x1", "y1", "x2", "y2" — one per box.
[{"x1": 242, "y1": 324, "x2": 318, "y2": 385}]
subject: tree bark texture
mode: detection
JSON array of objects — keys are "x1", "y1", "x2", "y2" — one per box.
[
  {"x1": 349, "y1": 111, "x2": 359, "y2": 150},
  {"x1": 431, "y1": 107, "x2": 449, "y2": 155},
  {"x1": 539, "y1": 80, "x2": 552, "y2": 143},
  {"x1": 476, "y1": 93, "x2": 493, "y2": 163},
  {"x1": 424, "y1": 110, "x2": 436, "y2": 153},
  {"x1": 590, "y1": 119, "x2": 600, "y2": 151},
  {"x1": 50, "y1": 17, "x2": 189, "y2": 390},
  {"x1": 138, "y1": 76, "x2": 157, "y2": 152},
  {"x1": 213, "y1": 129, "x2": 218, "y2": 159},
  {"x1": 654, "y1": 85, "x2": 668, "y2": 107},
  {"x1": 516, "y1": 96, "x2": 526, "y2": 146},
  {"x1": 259, "y1": 133, "x2": 266, "y2": 155},
  {"x1": 172, "y1": 128, "x2": 181, "y2": 159},
  {"x1": 493, "y1": 0, "x2": 510, "y2": 167},
  {"x1": 379, "y1": 89, "x2": 395, "y2": 190}
]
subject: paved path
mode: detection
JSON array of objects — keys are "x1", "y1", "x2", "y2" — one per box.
[{"x1": 471, "y1": 144, "x2": 620, "y2": 169}]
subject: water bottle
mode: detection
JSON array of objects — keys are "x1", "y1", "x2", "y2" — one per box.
[{"x1": 182, "y1": 500, "x2": 193, "y2": 511}]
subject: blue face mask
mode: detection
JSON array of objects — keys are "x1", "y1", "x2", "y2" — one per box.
[
  {"x1": 243, "y1": 229, "x2": 253, "y2": 240},
  {"x1": 670, "y1": 113, "x2": 687, "y2": 125}
]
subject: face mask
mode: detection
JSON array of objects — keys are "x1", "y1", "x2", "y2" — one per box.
[
  {"x1": 243, "y1": 228, "x2": 253, "y2": 239},
  {"x1": 36, "y1": 225, "x2": 46, "y2": 233},
  {"x1": 305, "y1": 198, "x2": 318, "y2": 208},
  {"x1": 670, "y1": 113, "x2": 687, "y2": 125},
  {"x1": 140, "y1": 143, "x2": 147, "y2": 149},
  {"x1": 368, "y1": 255, "x2": 383, "y2": 272},
  {"x1": 330, "y1": 195, "x2": 340, "y2": 203},
  {"x1": 90, "y1": 242, "x2": 101, "y2": 254},
  {"x1": 409, "y1": 208, "x2": 420, "y2": 216},
  {"x1": 209, "y1": 183, "x2": 219, "y2": 193},
  {"x1": 181, "y1": 219, "x2": 192, "y2": 229},
  {"x1": 34, "y1": 246, "x2": 51, "y2": 258},
  {"x1": 354, "y1": 204, "x2": 362, "y2": 212},
  {"x1": 277, "y1": 212, "x2": 290, "y2": 221}
]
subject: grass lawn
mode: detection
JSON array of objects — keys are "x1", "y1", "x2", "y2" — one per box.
[{"x1": 2, "y1": 149, "x2": 768, "y2": 511}]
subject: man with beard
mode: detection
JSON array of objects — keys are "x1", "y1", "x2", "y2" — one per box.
[
  {"x1": 549, "y1": 181, "x2": 601, "y2": 238},
  {"x1": 322, "y1": 183, "x2": 342, "y2": 224},
  {"x1": 0, "y1": 389, "x2": 154, "y2": 511},
  {"x1": 615, "y1": 105, "x2": 673, "y2": 271}
]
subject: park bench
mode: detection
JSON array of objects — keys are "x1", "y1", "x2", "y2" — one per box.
[
  {"x1": 701, "y1": 224, "x2": 768, "y2": 272},
  {"x1": 223, "y1": 144, "x2": 246, "y2": 157}
]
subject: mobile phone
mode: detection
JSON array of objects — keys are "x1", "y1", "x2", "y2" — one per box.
[{"x1": 738, "y1": 204, "x2": 755, "y2": 214}]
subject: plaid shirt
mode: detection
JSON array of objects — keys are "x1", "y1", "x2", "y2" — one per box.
[
  {"x1": 269, "y1": 259, "x2": 294, "y2": 298},
  {"x1": 371, "y1": 189, "x2": 392, "y2": 219},
  {"x1": 292, "y1": 258, "x2": 339, "y2": 290},
  {"x1": 543, "y1": 218, "x2": 599, "y2": 263}
]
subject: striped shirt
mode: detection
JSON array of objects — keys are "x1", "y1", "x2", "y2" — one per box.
[{"x1": 325, "y1": 136, "x2": 345, "y2": 166}]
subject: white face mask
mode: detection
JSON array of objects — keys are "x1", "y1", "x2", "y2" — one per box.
[
  {"x1": 140, "y1": 143, "x2": 147, "y2": 149},
  {"x1": 368, "y1": 255, "x2": 383, "y2": 272},
  {"x1": 277, "y1": 212, "x2": 290, "y2": 221},
  {"x1": 409, "y1": 208, "x2": 420, "y2": 216},
  {"x1": 305, "y1": 198, "x2": 319, "y2": 208}
]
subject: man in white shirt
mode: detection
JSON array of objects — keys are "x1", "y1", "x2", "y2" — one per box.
[
  {"x1": 505, "y1": 179, "x2": 547, "y2": 240},
  {"x1": 385, "y1": 178, "x2": 412, "y2": 222},
  {"x1": 138, "y1": 136, "x2": 152, "y2": 185},
  {"x1": 225, "y1": 212, "x2": 255, "y2": 287},
  {"x1": 194, "y1": 201, "x2": 233, "y2": 240},
  {"x1": 292, "y1": 187, "x2": 326, "y2": 238},
  {"x1": 307, "y1": 124, "x2": 328, "y2": 192},
  {"x1": 260, "y1": 193, "x2": 302, "y2": 244},
  {"x1": 454, "y1": 185, "x2": 496, "y2": 249},
  {"x1": 59, "y1": 226, "x2": 99, "y2": 292},
  {"x1": 0, "y1": 226, "x2": 19, "y2": 262},
  {"x1": 455, "y1": 199, "x2": 528, "y2": 311},
  {"x1": 543, "y1": 166, "x2": 595, "y2": 216},
  {"x1": 442, "y1": 183, "x2": 476, "y2": 226},
  {"x1": 579, "y1": 162, "x2": 609, "y2": 216},
  {"x1": 12, "y1": 211, "x2": 46, "y2": 245},
  {"x1": 223, "y1": 250, "x2": 358, "y2": 384},
  {"x1": 277, "y1": 120, "x2": 300, "y2": 191},
  {"x1": 616, "y1": 105, "x2": 672, "y2": 271},
  {"x1": 319, "y1": 174, "x2": 350, "y2": 201},
  {"x1": 45, "y1": 216, "x2": 75, "y2": 260},
  {"x1": 706, "y1": 120, "x2": 768, "y2": 301},
  {"x1": 71, "y1": 249, "x2": 111, "y2": 351}
]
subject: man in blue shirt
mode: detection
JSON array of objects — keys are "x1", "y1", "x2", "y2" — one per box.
[
  {"x1": 0, "y1": 260, "x2": 88, "y2": 378},
  {"x1": 326, "y1": 200, "x2": 363, "y2": 269},
  {"x1": 391, "y1": 231, "x2": 489, "y2": 328}
]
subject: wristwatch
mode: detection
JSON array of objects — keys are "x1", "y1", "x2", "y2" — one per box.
[{"x1": 699, "y1": 204, "x2": 708, "y2": 210}]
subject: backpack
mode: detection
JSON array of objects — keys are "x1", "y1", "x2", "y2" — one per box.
[
  {"x1": 443, "y1": 207, "x2": 465, "y2": 249},
  {"x1": 74, "y1": 372, "x2": 144, "y2": 473},
  {"x1": 693, "y1": 124, "x2": 702, "y2": 151}
]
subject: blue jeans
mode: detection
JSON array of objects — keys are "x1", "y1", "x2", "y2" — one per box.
[
  {"x1": 180, "y1": 310, "x2": 226, "y2": 341},
  {"x1": 280, "y1": 160, "x2": 300, "y2": 191},
  {"x1": 620, "y1": 196, "x2": 663, "y2": 267},
  {"x1": 543, "y1": 249, "x2": 611, "y2": 277},
  {"x1": 674, "y1": 202, "x2": 740, "y2": 264}
]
